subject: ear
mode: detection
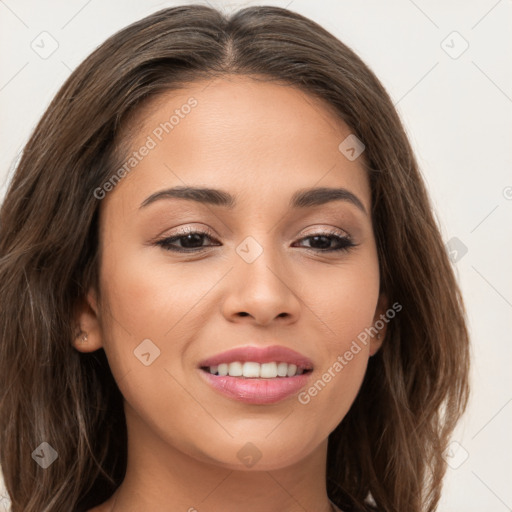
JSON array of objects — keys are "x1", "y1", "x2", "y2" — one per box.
[
  {"x1": 369, "y1": 291, "x2": 389, "y2": 356},
  {"x1": 72, "y1": 288, "x2": 103, "y2": 353}
]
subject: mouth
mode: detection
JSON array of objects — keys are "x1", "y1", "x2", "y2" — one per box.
[
  {"x1": 200, "y1": 362, "x2": 312, "y2": 378},
  {"x1": 197, "y1": 345, "x2": 314, "y2": 404}
]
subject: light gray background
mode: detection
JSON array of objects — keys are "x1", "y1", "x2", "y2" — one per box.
[{"x1": 1, "y1": 1, "x2": 511, "y2": 510}]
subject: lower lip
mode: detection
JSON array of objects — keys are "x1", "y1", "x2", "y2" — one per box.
[{"x1": 199, "y1": 369, "x2": 311, "y2": 404}]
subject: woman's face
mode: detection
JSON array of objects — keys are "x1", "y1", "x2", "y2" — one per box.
[{"x1": 78, "y1": 75, "x2": 386, "y2": 470}]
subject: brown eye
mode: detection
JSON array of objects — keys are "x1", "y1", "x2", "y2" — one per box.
[
  {"x1": 293, "y1": 230, "x2": 356, "y2": 253},
  {"x1": 156, "y1": 229, "x2": 219, "y2": 253}
]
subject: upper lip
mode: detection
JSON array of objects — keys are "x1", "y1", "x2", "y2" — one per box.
[{"x1": 198, "y1": 345, "x2": 314, "y2": 369}]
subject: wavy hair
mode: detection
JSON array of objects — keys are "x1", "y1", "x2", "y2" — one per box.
[{"x1": 0, "y1": 5, "x2": 470, "y2": 511}]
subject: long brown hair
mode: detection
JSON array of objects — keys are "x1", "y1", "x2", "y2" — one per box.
[{"x1": 0, "y1": 5, "x2": 470, "y2": 511}]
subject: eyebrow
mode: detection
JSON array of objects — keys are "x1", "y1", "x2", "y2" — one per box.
[{"x1": 140, "y1": 186, "x2": 367, "y2": 215}]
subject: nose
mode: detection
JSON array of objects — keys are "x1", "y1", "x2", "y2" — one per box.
[{"x1": 220, "y1": 242, "x2": 301, "y2": 327}]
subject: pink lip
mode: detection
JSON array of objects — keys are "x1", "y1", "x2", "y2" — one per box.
[
  {"x1": 199, "y1": 371, "x2": 311, "y2": 404},
  {"x1": 197, "y1": 345, "x2": 313, "y2": 404},
  {"x1": 198, "y1": 345, "x2": 313, "y2": 369}
]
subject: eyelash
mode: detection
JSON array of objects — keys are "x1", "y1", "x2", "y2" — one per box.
[{"x1": 155, "y1": 227, "x2": 357, "y2": 254}]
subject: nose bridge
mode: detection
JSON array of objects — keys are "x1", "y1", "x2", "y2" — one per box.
[
  {"x1": 223, "y1": 230, "x2": 300, "y2": 324},
  {"x1": 234, "y1": 231, "x2": 286, "y2": 293}
]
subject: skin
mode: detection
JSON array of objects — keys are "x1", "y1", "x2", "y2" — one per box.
[{"x1": 74, "y1": 75, "x2": 387, "y2": 512}]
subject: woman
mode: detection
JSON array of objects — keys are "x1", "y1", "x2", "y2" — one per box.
[{"x1": 0, "y1": 5, "x2": 470, "y2": 511}]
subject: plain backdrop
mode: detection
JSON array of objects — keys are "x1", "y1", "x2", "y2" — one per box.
[{"x1": 1, "y1": 1, "x2": 511, "y2": 510}]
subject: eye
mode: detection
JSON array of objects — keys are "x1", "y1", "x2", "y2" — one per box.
[
  {"x1": 155, "y1": 226, "x2": 220, "y2": 253},
  {"x1": 293, "y1": 229, "x2": 356, "y2": 253},
  {"x1": 154, "y1": 227, "x2": 357, "y2": 253}
]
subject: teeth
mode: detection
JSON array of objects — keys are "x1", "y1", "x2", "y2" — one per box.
[
  {"x1": 228, "y1": 361, "x2": 243, "y2": 377},
  {"x1": 277, "y1": 362, "x2": 288, "y2": 377},
  {"x1": 243, "y1": 362, "x2": 260, "y2": 378},
  {"x1": 287, "y1": 364, "x2": 297, "y2": 377},
  {"x1": 260, "y1": 362, "x2": 277, "y2": 378},
  {"x1": 207, "y1": 361, "x2": 307, "y2": 378}
]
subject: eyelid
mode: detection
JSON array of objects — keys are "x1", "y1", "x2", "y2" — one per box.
[
  {"x1": 159, "y1": 224, "x2": 351, "y2": 241},
  {"x1": 299, "y1": 225, "x2": 350, "y2": 238},
  {"x1": 151, "y1": 224, "x2": 217, "y2": 242}
]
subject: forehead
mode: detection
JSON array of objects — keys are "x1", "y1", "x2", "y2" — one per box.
[{"x1": 103, "y1": 75, "x2": 371, "y2": 215}]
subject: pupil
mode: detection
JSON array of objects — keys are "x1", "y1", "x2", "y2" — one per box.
[
  {"x1": 182, "y1": 233, "x2": 203, "y2": 248},
  {"x1": 311, "y1": 235, "x2": 330, "y2": 249}
]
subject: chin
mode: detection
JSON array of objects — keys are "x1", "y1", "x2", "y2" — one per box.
[{"x1": 190, "y1": 435, "x2": 322, "y2": 472}]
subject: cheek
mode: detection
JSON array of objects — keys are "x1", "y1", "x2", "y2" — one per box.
[
  {"x1": 301, "y1": 249, "x2": 380, "y2": 346},
  {"x1": 99, "y1": 249, "x2": 211, "y2": 339},
  {"x1": 96, "y1": 254, "x2": 225, "y2": 456},
  {"x1": 96, "y1": 247, "x2": 224, "y2": 405},
  {"x1": 293, "y1": 254, "x2": 380, "y2": 427}
]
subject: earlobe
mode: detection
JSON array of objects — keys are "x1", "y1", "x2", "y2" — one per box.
[
  {"x1": 369, "y1": 331, "x2": 384, "y2": 356},
  {"x1": 369, "y1": 292, "x2": 389, "y2": 356},
  {"x1": 72, "y1": 288, "x2": 103, "y2": 353}
]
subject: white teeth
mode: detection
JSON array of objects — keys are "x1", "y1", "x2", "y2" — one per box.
[
  {"x1": 260, "y1": 362, "x2": 278, "y2": 378},
  {"x1": 242, "y1": 362, "x2": 260, "y2": 378},
  {"x1": 287, "y1": 364, "x2": 297, "y2": 377},
  {"x1": 228, "y1": 361, "x2": 243, "y2": 377},
  {"x1": 206, "y1": 361, "x2": 307, "y2": 378},
  {"x1": 277, "y1": 362, "x2": 288, "y2": 377}
]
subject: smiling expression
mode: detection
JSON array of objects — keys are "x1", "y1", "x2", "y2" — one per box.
[{"x1": 76, "y1": 74, "x2": 387, "y2": 471}]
